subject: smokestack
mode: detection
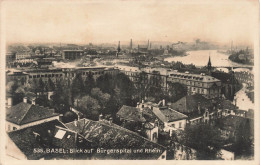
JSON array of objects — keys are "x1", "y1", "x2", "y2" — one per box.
[
  {"x1": 23, "y1": 97, "x2": 27, "y2": 103},
  {"x1": 31, "y1": 98, "x2": 36, "y2": 105}
]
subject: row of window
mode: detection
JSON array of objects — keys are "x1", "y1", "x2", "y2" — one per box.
[
  {"x1": 169, "y1": 78, "x2": 213, "y2": 87},
  {"x1": 29, "y1": 74, "x2": 63, "y2": 78}
]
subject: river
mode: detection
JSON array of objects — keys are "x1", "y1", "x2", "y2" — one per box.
[{"x1": 164, "y1": 50, "x2": 251, "y2": 72}]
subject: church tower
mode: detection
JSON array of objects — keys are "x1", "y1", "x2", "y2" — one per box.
[{"x1": 207, "y1": 55, "x2": 212, "y2": 74}]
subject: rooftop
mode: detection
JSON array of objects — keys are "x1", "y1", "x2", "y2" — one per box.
[
  {"x1": 170, "y1": 94, "x2": 212, "y2": 114},
  {"x1": 157, "y1": 108, "x2": 188, "y2": 122},
  {"x1": 65, "y1": 118, "x2": 166, "y2": 159},
  {"x1": 6, "y1": 102, "x2": 59, "y2": 125},
  {"x1": 7, "y1": 120, "x2": 67, "y2": 159},
  {"x1": 169, "y1": 72, "x2": 220, "y2": 83},
  {"x1": 117, "y1": 105, "x2": 146, "y2": 122}
]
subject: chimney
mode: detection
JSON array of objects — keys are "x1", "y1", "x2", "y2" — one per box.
[
  {"x1": 109, "y1": 117, "x2": 113, "y2": 124},
  {"x1": 136, "y1": 102, "x2": 140, "y2": 108},
  {"x1": 23, "y1": 97, "x2": 27, "y2": 103},
  {"x1": 162, "y1": 99, "x2": 166, "y2": 106},
  {"x1": 31, "y1": 98, "x2": 36, "y2": 105},
  {"x1": 198, "y1": 102, "x2": 201, "y2": 114},
  {"x1": 142, "y1": 99, "x2": 144, "y2": 104},
  {"x1": 99, "y1": 114, "x2": 103, "y2": 121},
  {"x1": 74, "y1": 119, "x2": 78, "y2": 126},
  {"x1": 7, "y1": 97, "x2": 12, "y2": 108}
]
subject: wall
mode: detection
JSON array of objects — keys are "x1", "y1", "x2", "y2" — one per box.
[
  {"x1": 6, "y1": 115, "x2": 60, "y2": 132},
  {"x1": 164, "y1": 119, "x2": 186, "y2": 136}
]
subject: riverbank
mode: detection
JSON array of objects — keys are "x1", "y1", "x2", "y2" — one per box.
[{"x1": 228, "y1": 53, "x2": 253, "y2": 66}]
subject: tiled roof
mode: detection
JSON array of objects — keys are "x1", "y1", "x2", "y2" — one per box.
[
  {"x1": 65, "y1": 118, "x2": 166, "y2": 159},
  {"x1": 7, "y1": 120, "x2": 67, "y2": 160},
  {"x1": 159, "y1": 108, "x2": 188, "y2": 122},
  {"x1": 217, "y1": 99, "x2": 237, "y2": 110},
  {"x1": 117, "y1": 105, "x2": 146, "y2": 122},
  {"x1": 169, "y1": 72, "x2": 220, "y2": 83},
  {"x1": 246, "y1": 92, "x2": 254, "y2": 103},
  {"x1": 152, "y1": 108, "x2": 167, "y2": 122},
  {"x1": 170, "y1": 94, "x2": 212, "y2": 114},
  {"x1": 6, "y1": 102, "x2": 59, "y2": 125}
]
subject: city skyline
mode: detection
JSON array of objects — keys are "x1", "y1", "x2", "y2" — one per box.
[{"x1": 2, "y1": 0, "x2": 258, "y2": 45}]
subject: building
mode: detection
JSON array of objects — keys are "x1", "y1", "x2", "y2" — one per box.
[
  {"x1": 217, "y1": 115, "x2": 254, "y2": 141},
  {"x1": 211, "y1": 71, "x2": 240, "y2": 100},
  {"x1": 170, "y1": 94, "x2": 222, "y2": 125},
  {"x1": 6, "y1": 98, "x2": 60, "y2": 132},
  {"x1": 26, "y1": 68, "x2": 64, "y2": 84},
  {"x1": 6, "y1": 120, "x2": 68, "y2": 160},
  {"x1": 6, "y1": 52, "x2": 16, "y2": 62},
  {"x1": 168, "y1": 71, "x2": 221, "y2": 99},
  {"x1": 116, "y1": 65, "x2": 221, "y2": 98},
  {"x1": 6, "y1": 66, "x2": 119, "y2": 88},
  {"x1": 138, "y1": 45, "x2": 148, "y2": 54},
  {"x1": 62, "y1": 50, "x2": 83, "y2": 60},
  {"x1": 15, "y1": 52, "x2": 31, "y2": 60},
  {"x1": 234, "y1": 71, "x2": 254, "y2": 87},
  {"x1": 65, "y1": 118, "x2": 167, "y2": 160},
  {"x1": 117, "y1": 105, "x2": 159, "y2": 142},
  {"x1": 6, "y1": 70, "x2": 28, "y2": 85},
  {"x1": 117, "y1": 100, "x2": 188, "y2": 137}
]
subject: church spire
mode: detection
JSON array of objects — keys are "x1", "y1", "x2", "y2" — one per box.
[{"x1": 207, "y1": 54, "x2": 212, "y2": 74}]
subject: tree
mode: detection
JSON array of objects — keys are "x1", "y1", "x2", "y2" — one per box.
[
  {"x1": 91, "y1": 88, "x2": 110, "y2": 112},
  {"x1": 167, "y1": 82, "x2": 187, "y2": 102},
  {"x1": 63, "y1": 111, "x2": 78, "y2": 123},
  {"x1": 136, "y1": 71, "x2": 150, "y2": 101},
  {"x1": 179, "y1": 123, "x2": 223, "y2": 160},
  {"x1": 84, "y1": 73, "x2": 95, "y2": 95},
  {"x1": 46, "y1": 78, "x2": 55, "y2": 92},
  {"x1": 51, "y1": 79, "x2": 70, "y2": 114},
  {"x1": 71, "y1": 73, "x2": 85, "y2": 101},
  {"x1": 232, "y1": 119, "x2": 253, "y2": 156},
  {"x1": 114, "y1": 73, "x2": 136, "y2": 106},
  {"x1": 77, "y1": 95, "x2": 101, "y2": 120},
  {"x1": 96, "y1": 73, "x2": 115, "y2": 94},
  {"x1": 38, "y1": 78, "x2": 45, "y2": 94}
]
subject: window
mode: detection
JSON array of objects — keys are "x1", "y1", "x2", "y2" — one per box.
[
  {"x1": 13, "y1": 127, "x2": 17, "y2": 130},
  {"x1": 179, "y1": 122, "x2": 182, "y2": 128},
  {"x1": 172, "y1": 124, "x2": 175, "y2": 128}
]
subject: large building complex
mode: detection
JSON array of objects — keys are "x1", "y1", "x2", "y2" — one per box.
[
  {"x1": 167, "y1": 72, "x2": 221, "y2": 99},
  {"x1": 62, "y1": 50, "x2": 84, "y2": 60},
  {"x1": 117, "y1": 65, "x2": 221, "y2": 99}
]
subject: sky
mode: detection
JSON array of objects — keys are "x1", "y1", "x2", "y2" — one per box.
[{"x1": 1, "y1": 0, "x2": 259, "y2": 45}]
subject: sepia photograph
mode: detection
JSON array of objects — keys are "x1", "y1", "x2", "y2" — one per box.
[{"x1": 0, "y1": 0, "x2": 259, "y2": 163}]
